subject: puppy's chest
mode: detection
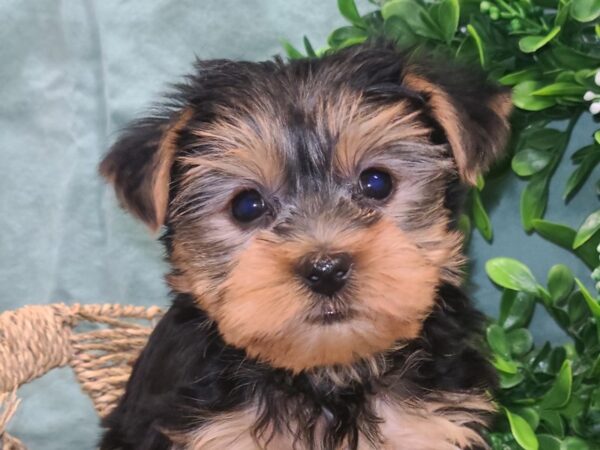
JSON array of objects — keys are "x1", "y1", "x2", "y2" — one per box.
[{"x1": 174, "y1": 393, "x2": 491, "y2": 450}]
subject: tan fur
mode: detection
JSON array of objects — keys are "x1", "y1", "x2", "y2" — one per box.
[
  {"x1": 370, "y1": 151, "x2": 464, "y2": 285},
  {"x1": 183, "y1": 112, "x2": 286, "y2": 192},
  {"x1": 487, "y1": 91, "x2": 513, "y2": 123},
  {"x1": 207, "y1": 219, "x2": 439, "y2": 372},
  {"x1": 401, "y1": 72, "x2": 511, "y2": 185},
  {"x1": 176, "y1": 393, "x2": 494, "y2": 450},
  {"x1": 167, "y1": 239, "x2": 215, "y2": 296},
  {"x1": 329, "y1": 99, "x2": 465, "y2": 285},
  {"x1": 161, "y1": 93, "x2": 467, "y2": 374},
  {"x1": 376, "y1": 395, "x2": 493, "y2": 450},
  {"x1": 401, "y1": 73, "x2": 474, "y2": 184},
  {"x1": 333, "y1": 102, "x2": 431, "y2": 178},
  {"x1": 148, "y1": 109, "x2": 195, "y2": 230},
  {"x1": 171, "y1": 410, "x2": 263, "y2": 450},
  {"x1": 167, "y1": 213, "x2": 248, "y2": 296}
]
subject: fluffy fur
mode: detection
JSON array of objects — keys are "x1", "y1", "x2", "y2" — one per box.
[{"x1": 99, "y1": 41, "x2": 511, "y2": 449}]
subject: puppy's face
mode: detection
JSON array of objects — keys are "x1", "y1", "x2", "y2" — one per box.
[{"x1": 101, "y1": 44, "x2": 511, "y2": 373}]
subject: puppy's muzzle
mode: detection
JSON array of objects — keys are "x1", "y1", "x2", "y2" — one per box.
[{"x1": 297, "y1": 252, "x2": 352, "y2": 297}]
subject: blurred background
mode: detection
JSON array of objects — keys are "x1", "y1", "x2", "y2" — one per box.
[{"x1": 0, "y1": 1, "x2": 597, "y2": 449}]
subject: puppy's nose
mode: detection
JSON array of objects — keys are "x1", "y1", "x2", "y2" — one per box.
[{"x1": 298, "y1": 253, "x2": 352, "y2": 296}]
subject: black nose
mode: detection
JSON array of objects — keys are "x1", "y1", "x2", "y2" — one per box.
[{"x1": 298, "y1": 253, "x2": 352, "y2": 296}]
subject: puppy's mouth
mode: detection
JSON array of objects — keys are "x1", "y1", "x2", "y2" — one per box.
[{"x1": 307, "y1": 299, "x2": 353, "y2": 325}]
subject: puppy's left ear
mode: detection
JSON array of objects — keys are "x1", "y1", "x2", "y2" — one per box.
[
  {"x1": 100, "y1": 109, "x2": 193, "y2": 232},
  {"x1": 402, "y1": 65, "x2": 512, "y2": 185}
]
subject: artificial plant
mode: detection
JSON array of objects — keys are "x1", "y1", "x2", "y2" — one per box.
[{"x1": 284, "y1": 0, "x2": 600, "y2": 448}]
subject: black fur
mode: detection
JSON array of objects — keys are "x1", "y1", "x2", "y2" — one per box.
[{"x1": 100, "y1": 285, "x2": 495, "y2": 450}]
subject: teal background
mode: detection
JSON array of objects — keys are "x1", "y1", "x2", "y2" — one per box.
[{"x1": 0, "y1": 1, "x2": 597, "y2": 449}]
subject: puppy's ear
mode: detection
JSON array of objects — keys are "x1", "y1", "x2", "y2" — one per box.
[
  {"x1": 100, "y1": 109, "x2": 193, "y2": 231},
  {"x1": 402, "y1": 65, "x2": 512, "y2": 185}
]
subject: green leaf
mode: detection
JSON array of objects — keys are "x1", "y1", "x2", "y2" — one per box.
[
  {"x1": 487, "y1": 324, "x2": 511, "y2": 359},
  {"x1": 524, "y1": 128, "x2": 564, "y2": 151},
  {"x1": 547, "y1": 264, "x2": 575, "y2": 304},
  {"x1": 551, "y1": 343, "x2": 569, "y2": 368},
  {"x1": 466, "y1": 24, "x2": 486, "y2": 68},
  {"x1": 499, "y1": 68, "x2": 542, "y2": 86},
  {"x1": 556, "y1": 96, "x2": 586, "y2": 105},
  {"x1": 564, "y1": 146, "x2": 600, "y2": 200},
  {"x1": 589, "y1": 354, "x2": 600, "y2": 378},
  {"x1": 539, "y1": 410, "x2": 565, "y2": 437},
  {"x1": 514, "y1": 407, "x2": 540, "y2": 431},
  {"x1": 457, "y1": 213, "x2": 471, "y2": 240},
  {"x1": 556, "y1": 71, "x2": 576, "y2": 83},
  {"x1": 337, "y1": 0, "x2": 365, "y2": 26},
  {"x1": 540, "y1": 360, "x2": 572, "y2": 409},
  {"x1": 595, "y1": 130, "x2": 600, "y2": 145},
  {"x1": 492, "y1": 355, "x2": 519, "y2": 374},
  {"x1": 518, "y1": 27, "x2": 561, "y2": 53},
  {"x1": 303, "y1": 36, "x2": 317, "y2": 58},
  {"x1": 505, "y1": 408, "x2": 539, "y2": 450},
  {"x1": 552, "y1": 45, "x2": 600, "y2": 70},
  {"x1": 532, "y1": 219, "x2": 575, "y2": 249},
  {"x1": 513, "y1": 81, "x2": 556, "y2": 111},
  {"x1": 576, "y1": 278, "x2": 600, "y2": 319},
  {"x1": 383, "y1": 16, "x2": 419, "y2": 47},
  {"x1": 500, "y1": 371, "x2": 526, "y2": 388},
  {"x1": 501, "y1": 291, "x2": 537, "y2": 330},
  {"x1": 560, "y1": 393, "x2": 587, "y2": 419},
  {"x1": 521, "y1": 172, "x2": 550, "y2": 231},
  {"x1": 327, "y1": 26, "x2": 368, "y2": 48},
  {"x1": 531, "y1": 342, "x2": 551, "y2": 370},
  {"x1": 577, "y1": 232, "x2": 600, "y2": 269},
  {"x1": 555, "y1": 0, "x2": 572, "y2": 26},
  {"x1": 499, "y1": 289, "x2": 517, "y2": 325},
  {"x1": 512, "y1": 148, "x2": 552, "y2": 176},
  {"x1": 532, "y1": 219, "x2": 599, "y2": 269},
  {"x1": 571, "y1": 0, "x2": 600, "y2": 21},
  {"x1": 435, "y1": 0, "x2": 459, "y2": 43},
  {"x1": 573, "y1": 209, "x2": 600, "y2": 248},
  {"x1": 571, "y1": 145, "x2": 596, "y2": 164},
  {"x1": 507, "y1": 328, "x2": 534, "y2": 356},
  {"x1": 537, "y1": 434, "x2": 562, "y2": 450},
  {"x1": 574, "y1": 68, "x2": 596, "y2": 85},
  {"x1": 281, "y1": 40, "x2": 304, "y2": 59},
  {"x1": 567, "y1": 291, "x2": 588, "y2": 325},
  {"x1": 578, "y1": 321, "x2": 600, "y2": 351},
  {"x1": 552, "y1": 307, "x2": 572, "y2": 330},
  {"x1": 531, "y1": 82, "x2": 587, "y2": 97},
  {"x1": 537, "y1": 346, "x2": 567, "y2": 375},
  {"x1": 561, "y1": 436, "x2": 591, "y2": 450},
  {"x1": 472, "y1": 189, "x2": 493, "y2": 241},
  {"x1": 486, "y1": 258, "x2": 540, "y2": 295},
  {"x1": 382, "y1": 0, "x2": 443, "y2": 40},
  {"x1": 419, "y1": 10, "x2": 445, "y2": 40},
  {"x1": 476, "y1": 174, "x2": 485, "y2": 191}
]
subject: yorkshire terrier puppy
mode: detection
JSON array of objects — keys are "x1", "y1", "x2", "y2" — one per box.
[{"x1": 99, "y1": 41, "x2": 511, "y2": 450}]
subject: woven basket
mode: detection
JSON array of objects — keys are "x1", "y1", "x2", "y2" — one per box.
[{"x1": 0, "y1": 303, "x2": 163, "y2": 449}]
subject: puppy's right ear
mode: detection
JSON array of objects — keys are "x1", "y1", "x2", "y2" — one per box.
[{"x1": 100, "y1": 109, "x2": 193, "y2": 232}]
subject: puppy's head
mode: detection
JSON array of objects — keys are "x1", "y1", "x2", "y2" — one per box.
[{"x1": 101, "y1": 43, "x2": 511, "y2": 373}]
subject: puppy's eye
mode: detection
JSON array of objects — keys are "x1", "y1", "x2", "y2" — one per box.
[
  {"x1": 359, "y1": 169, "x2": 393, "y2": 200},
  {"x1": 231, "y1": 189, "x2": 267, "y2": 223}
]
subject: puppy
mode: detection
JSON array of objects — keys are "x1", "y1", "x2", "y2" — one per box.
[{"x1": 99, "y1": 41, "x2": 511, "y2": 450}]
